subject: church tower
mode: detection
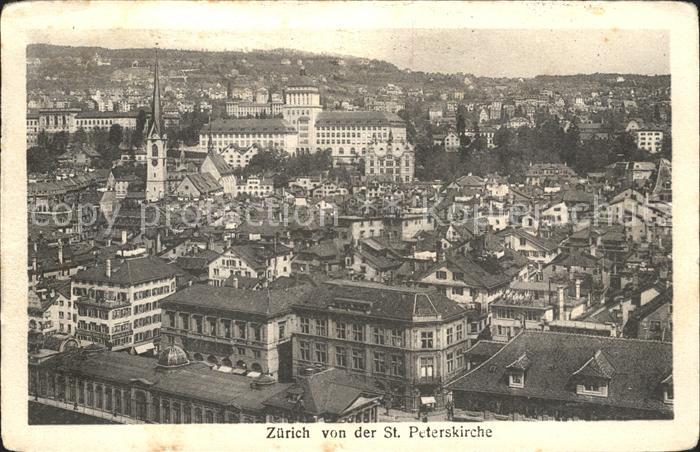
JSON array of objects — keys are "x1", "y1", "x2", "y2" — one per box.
[{"x1": 146, "y1": 49, "x2": 168, "y2": 202}]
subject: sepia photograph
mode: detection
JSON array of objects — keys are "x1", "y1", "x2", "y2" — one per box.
[{"x1": 2, "y1": 2, "x2": 698, "y2": 451}]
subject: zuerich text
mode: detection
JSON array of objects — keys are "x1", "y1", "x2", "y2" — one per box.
[{"x1": 266, "y1": 426, "x2": 311, "y2": 439}]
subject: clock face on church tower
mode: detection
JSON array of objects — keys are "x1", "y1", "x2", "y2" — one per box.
[{"x1": 152, "y1": 159, "x2": 158, "y2": 167}]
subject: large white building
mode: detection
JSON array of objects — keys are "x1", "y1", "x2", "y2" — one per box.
[
  {"x1": 200, "y1": 118, "x2": 299, "y2": 155},
  {"x1": 634, "y1": 129, "x2": 664, "y2": 154},
  {"x1": 282, "y1": 76, "x2": 323, "y2": 153},
  {"x1": 314, "y1": 111, "x2": 408, "y2": 166}
]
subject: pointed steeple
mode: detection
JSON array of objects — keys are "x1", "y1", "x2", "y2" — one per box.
[{"x1": 149, "y1": 48, "x2": 163, "y2": 137}]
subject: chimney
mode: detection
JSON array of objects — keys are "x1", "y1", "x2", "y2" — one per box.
[
  {"x1": 106, "y1": 259, "x2": 112, "y2": 278},
  {"x1": 32, "y1": 256, "x2": 37, "y2": 271},
  {"x1": 121, "y1": 230, "x2": 128, "y2": 245},
  {"x1": 57, "y1": 240, "x2": 64, "y2": 264},
  {"x1": 232, "y1": 277, "x2": 238, "y2": 289},
  {"x1": 33, "y1": 241, "x2": 38, "y2": 253},
  {"x1": 575, "y1": 279, "x2": 581, "y2": 299},
  {"x1": 558, "y1": 285, "x2": 566, "y2": 321}
]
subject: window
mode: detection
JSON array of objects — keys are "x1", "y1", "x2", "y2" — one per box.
[
  {"x1": 577, "y1": 381, "x2": 608, "y2": 397},
  {"x1": 300, "y1": 317, "x2": 310, "y2": 334},
  {"x1": 419, "y1": 357, "x2": 434, "y2": 377},
  {"x1": 373, "y1": 352, "x2": 386, "y2": 373},
  {"x1": 236, "y1": 321, "x2": 246, "y2": 339},
  {"x1": 452, "y1": 287, "x2": 464, "y2": 295},
  {"x1": 278, "y1": 321, "x2": 286, "y2": 339},
  {"x1": 352, "y1": 324, "x2": 364, "y2": 342},
  {"x1": 446, "y1": 327, "x2": 454, "y2": 345},
  {"x1": 509, "y1": 372, "x2": 524, "y2": 388},
  {"x1": 194, "y1": 316, "x2": 203, "y2": 334},
  {"x1": 390, "y1": 354, "x2": 405, "y2": 376},
  {"x1": 456, "y1": 350, "x2": 465, "y2": 369},
  {"x1": 372, "y1": 327, "x2": 385, "y2": 345},
  {"x1": 222, "y1": 320, "x2": 232, "y2": 338},
  {"x1": 336, "y1": 347, "x2": 347, "y2": 367},
  {"x1": 336, "y1": 321, "x2": 347, "y2": 339},
  {"x1": 420, "y1": 331, "x2": 434, "y2": 349},
  {"x1": 351, "y1": 349, "x2": 365, "y2": 370},
  {"x1": 469, "y1": 322, "x2": 479, "y2": 333},
  {"x1": 300, "y1": 341, "x2": 311, "y2": 361},
  {"x1": 391, "y1": 328, "x2": 403, "y2": 347},
  {"x1": 315, "y1": 343, "x2": 328, "y2": 363},
  {"x1": 664, "y1": 386, "x2": 674, "y2": 404},
  {"x1": 447, "y1": 353, "x2": 455, "y2": 372},
  {"x1": 436, "y1": 271, "x2": 447, "y2": 280},
  {"x1": 315, "y1": 319, "x2": 328, "y2": 337},
  {"x1": 456, "y1": 324, "x2": 464, "y2": 341}
]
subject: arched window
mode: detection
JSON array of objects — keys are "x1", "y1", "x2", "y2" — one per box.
[
  {"x1": 207, "y1": 355, "x2": 219, "y2": 366},
  {"x1": 194, "y1": 407, "x2": 203, "y2": 423},
  {"x1": 205, "y1": 410, "x2": 214, "y2": 424},
  {"x1": 193, "y1": 353, "x2": 203, "y2": 361},
  {"x1": 173, "y1": 402, "x2": 182, "y2": 424},
  {"x1": 78, "y1": 381, "x2": 85, "y2": 404},
  {"x1": 222, "y1": 358, "x2": 232, "y2": 367},
  {"x1": 236, "y1": 360, "x2": 246, "y2": 368},
  {"x1": 251, "y1": 363, "x2": 263, "y2": 373}
]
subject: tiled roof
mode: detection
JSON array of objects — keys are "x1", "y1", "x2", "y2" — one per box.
[
  {"x1": 39, "y1": 349, "x2": 290, "y2": 410},
  {"x1": 205, "y1": 152, "x2": 236, "y2": 176},
  {"x1": 262, "y1": 368, "x2": 381, "y2": 416},
  {"x1": 316, "y1": 111, "x2": 404, "y2": 127},
  {"x1": 160, "y1": 284, "x2": 311, "y2": 318},
  {"x1": 294, "y1": 280, "x2": 470, "y2": 322},
  {"x1": 209, "y1": 118, "x2": 296, "y2": 134},
  {"x1": 73, "y1": 255, "x2": 181, "y2": 285},
  {"x1": 572, "y1": 349, "x2": 615, "y2": 379},
  {"x1": 465, "y1": 340, "x2": 506, "y2": 358},
  {"x1": 181, "y1": 173, "x2": 223, "y2": 195},
  {"x1": 448, "y1": 330, "x2": 672, "y2": 414}
]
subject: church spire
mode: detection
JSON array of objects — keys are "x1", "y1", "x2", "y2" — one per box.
[{"x1": 149, "y1": 48, "x2": 163, "y2": 137}]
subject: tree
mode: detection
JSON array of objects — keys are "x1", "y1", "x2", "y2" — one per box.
[
  {"x1": 132, "y1": 109, "x2": 147, "y2": 147},
  {"x1": 108, "y1": 123, "x2": 123, "y2": 147},
  {"x1": 27, "y1": 146, "x2": 57, "y2": 173}
]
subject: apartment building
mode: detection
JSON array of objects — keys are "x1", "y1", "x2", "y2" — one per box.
[
  {"x1": 291, "y1": 280, "x2": 477, "y2": 411},
  {"x1": 70, "y1": 246, "x2": 182, "y2": 353}
]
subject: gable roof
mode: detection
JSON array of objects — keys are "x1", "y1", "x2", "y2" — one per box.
[
  {"x1": 180, "y1": 173, "x2": 223, "y2": 195},
  {"x1": 261, "y1": 368, "x2": 381, "y2": 417},
  {"x1": 448, "y1": 330, "x2": 672, "y2": 415}
]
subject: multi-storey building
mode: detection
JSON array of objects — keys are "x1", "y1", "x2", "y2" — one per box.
[
  {"x1": 236, "y1": 176, "x2": 274, "y2": 198},
  {"x1": 74, "y1": 111, "x2": 144, "y2": 132},
  {"x1": 160, "y1": 284, "x2": 308, "y2": 379},
  {"x1": 208, "y1": 243, "x2": 293, "y2": 286},
  {"x1": 314, "y1": 111, "x2": 408, "y2": 166},
  {"x1": 291, "y1": 280, "x2": 478, "y2": 410},
  {"x1": 634, "y1": 129, "x2": 664, "y2": 154},
  {"x1": 36, "y1": 108, "x2": 81, "y2": 134},
  {"x1": 201, "y1": 119, "x2": 298, "y2": 155},
  {"x1": 219, "y1": 144, "x2": 259, "y2": 169},
  {"x1": 365, "y1": 139, "x2": 415, "y2": 183},
  {"x1": 282, "y1": 76, "x2": 323, "y2": 153},
  {"x1": 27, "y1": 112, "x2": 40, "y2": 146},
  {"x1": 225, "y1": 100, "x2": 284, "y2": 118},
  {"x1": 70, "y1": 246, "x2": 181, "y2": 353}
]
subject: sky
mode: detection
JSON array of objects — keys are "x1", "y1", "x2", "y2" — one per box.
[{"x1": 30, "y1": 28, "x2": 670, "y2": 78}]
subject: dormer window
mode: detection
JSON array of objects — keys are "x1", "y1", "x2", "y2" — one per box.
[
  {"x1": 509, "y1": 371, "x2": 525, "y2": 388},
  {"x1": 506, "y1": 352, "x2": 531, "y2": 388},
  {"x1": 661, "y1": 373, "x2": 673, "y2": 404},
  {"x1": 572, "y1": 350, "x2": 615, "y2": 398}
]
